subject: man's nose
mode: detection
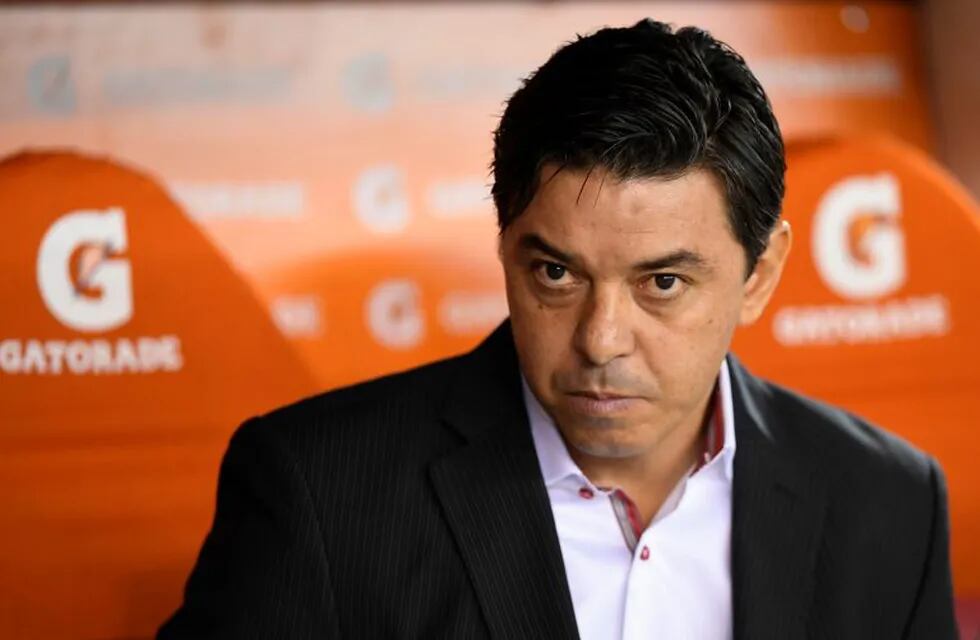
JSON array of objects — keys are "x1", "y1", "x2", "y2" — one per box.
[{"x1": 573, "y1": 284, "x2": 635, "y2": 367}]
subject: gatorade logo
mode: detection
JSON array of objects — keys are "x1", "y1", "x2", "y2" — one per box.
[
  {"x1": 0, "y1": 206, "x2": 184, "y2": 376},
  {"x1": 353, "y1": 165, "x2": 410, "y2": 234},
  {"x1": 773, "y1": 172, "x2": 949, "y2": 346},
  {"x1": 366, "y1": 279, "x2": 424, "y2": 349},
  {"x1": 812, "y1": 173, "x2": 905, "y2": 300},
  {"x1": 37, "y1": 207, "x2": 133, "y2": 332}
]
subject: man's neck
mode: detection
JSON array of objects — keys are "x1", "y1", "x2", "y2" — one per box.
[{"x1": 568, "y1": 398, "x2": 713, "y2": 528}]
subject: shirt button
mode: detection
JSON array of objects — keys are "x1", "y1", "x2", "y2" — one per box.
[
  {"x1": 578, "y1": 487, "x2": 594, "y2": 499},
  {"x1": 640, "y1": 546, "x2": 650, "y2": 561}
]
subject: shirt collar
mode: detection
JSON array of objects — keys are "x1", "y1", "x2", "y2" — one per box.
[
  {"x1": 718, "y1": 357, "x2": 736, "y2": 482},
  {"x1": 523, "y1": 358, "x2": 737, "y2": 488}
]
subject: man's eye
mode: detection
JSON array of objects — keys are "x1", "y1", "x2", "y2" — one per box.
[
  {"x1": 545, "y1": 263, "x2": 567, "y2": 281},
  {"x1": 534, "y1": 261, "x2": 573, "y2": 287},
  {"x1": 645, "y1": 273, "x2": 686, "y2": 298},
  {"x1": 653, "y1": 274, "x2": 677, "y2": 290}
]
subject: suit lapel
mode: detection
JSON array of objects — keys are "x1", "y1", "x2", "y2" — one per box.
[
  {"x1": 430, "y1": 321, "x2": 580, "y2": 640},
  {"x1": 728, "y1": 355, "x2": 828, "y2": 639}
]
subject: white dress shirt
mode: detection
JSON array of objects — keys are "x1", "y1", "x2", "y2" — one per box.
[{"x1": 523, "y1": 360, "x2": 737, "y2": 640}]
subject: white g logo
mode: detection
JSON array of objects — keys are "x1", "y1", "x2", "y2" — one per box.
[
  {"x1": 366, "y1": 279, "x2": 424, "y2": 349},
  {"x1": 812, "y1": 173, "x2": 906, "y2": 300},
  {"x1": 36, "y1": 208, "x2": 133, "y2": 332},
  {"x1": 353, "y1": 165, "x2": 410, "y2": 234}
]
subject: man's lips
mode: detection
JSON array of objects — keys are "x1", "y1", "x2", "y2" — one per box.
[
  {"x1": 565, "y1": 391, "x2": 641, "y2": 415},
  {"x1": 568, "y1": 390, "x2": 636, "y2": 400}
]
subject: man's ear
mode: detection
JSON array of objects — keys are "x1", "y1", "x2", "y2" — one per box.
[{"x1": 739, "y1": 220, "x2": 792, "y2": 325}]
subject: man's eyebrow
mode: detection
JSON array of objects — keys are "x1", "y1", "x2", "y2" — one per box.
[
  {"x1": 633, "y1": 250, "x2": 711, "y2": 273},
  {"x1": 517, "y1": 233, "x2": 580, "y2": 265},
  {"x1": 519, "y1": 233, "x2": 710, "y2": 273}
]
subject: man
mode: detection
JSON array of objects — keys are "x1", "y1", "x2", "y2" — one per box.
[{"x1": 159, "y1": 19, "x2": 956, "y2": 639}]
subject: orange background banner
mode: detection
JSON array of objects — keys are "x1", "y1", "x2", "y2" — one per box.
[{"x1": 1, "y1": 3, "x2": 977, "y2": 638}]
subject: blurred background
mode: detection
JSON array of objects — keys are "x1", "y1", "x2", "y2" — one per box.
[{"x1": 1, "y1": 1, "x2": 979, "y2": 638}]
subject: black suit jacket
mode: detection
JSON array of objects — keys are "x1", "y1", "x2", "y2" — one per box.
[{"x1": 159, "y1": 319, "x2": 957, "y2": 639}]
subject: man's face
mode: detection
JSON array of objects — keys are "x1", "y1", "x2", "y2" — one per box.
[{"x1": 500, "y1": 164, "x2": 787, "y2": 461}]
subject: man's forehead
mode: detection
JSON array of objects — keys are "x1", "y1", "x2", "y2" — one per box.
[
  {"x1": 514, "y1": 168, "x2": 731, "y2": 259},
  {"x1": 530, "y1": 165, "x2": 729, "y2": 231}
]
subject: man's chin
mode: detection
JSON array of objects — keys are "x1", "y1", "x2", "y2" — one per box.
[
  {"x1": 565, "y1": 434, "x2": 647, "y2": 460},
  {"x1": 556, "y1": 418, "x2": 649, "y2": 459}
]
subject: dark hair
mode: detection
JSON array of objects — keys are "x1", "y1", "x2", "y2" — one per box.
[{"x1": 491, "y1": 19, "x2": 785, "y2": 271}]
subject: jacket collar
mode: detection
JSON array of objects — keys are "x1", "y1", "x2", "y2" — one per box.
[
  {"x1": 728, "y1": 354, "x2": 828, "y2": 638},
  {"x1": 430, "y1": 319, "x2": 580, "y2": 639}
]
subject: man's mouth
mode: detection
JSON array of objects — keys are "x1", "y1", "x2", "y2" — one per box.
[{"x1": 565, "y1": 391, "x2": 639, "y2": 416}]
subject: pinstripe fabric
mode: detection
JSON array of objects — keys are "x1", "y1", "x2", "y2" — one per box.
[
  {"x1": 158, "y1": 319, "x2": 956, "y2": 639},
  {"x1": 728, "y1": 356, "x2": 957, "y2": 639}
]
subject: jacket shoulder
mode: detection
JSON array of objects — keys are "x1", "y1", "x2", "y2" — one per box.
[
  {"x1": 742, "y1": 368, "x2": 937, "y2": 492},
  {"x1": 234, "y1": 351, "x2": 468, "y2": 459}
]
